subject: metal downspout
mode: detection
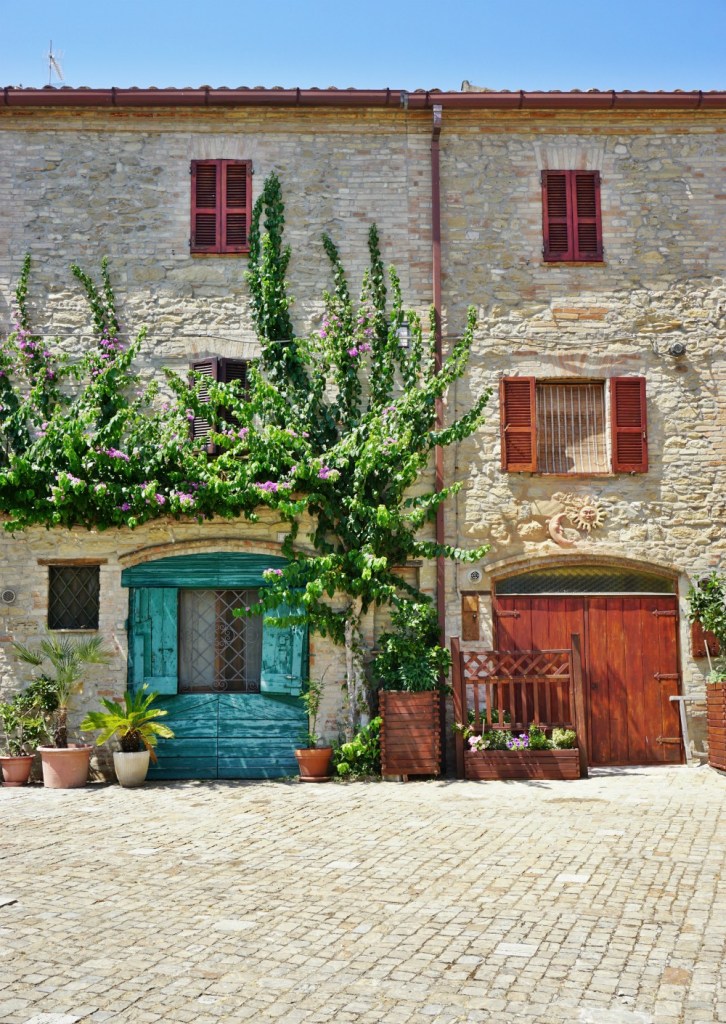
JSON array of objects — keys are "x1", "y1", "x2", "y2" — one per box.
[{"x1": 431, "y1": 105, "x2": 447, "y2": 772}]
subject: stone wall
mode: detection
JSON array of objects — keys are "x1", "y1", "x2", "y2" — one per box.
[
  {"x1": 1, "y1": 103, "x2": 724, "y2": 766},
  {"x1": 438, "y1": 110, "x2": 726, "y2": 758}
]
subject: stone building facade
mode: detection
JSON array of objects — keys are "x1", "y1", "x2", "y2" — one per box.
[{"x1": 0, "y1": 87, "x2": 724, "y2": 773}]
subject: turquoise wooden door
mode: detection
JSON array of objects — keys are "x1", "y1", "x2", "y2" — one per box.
[{"x1": 123, "y1": 555, "x2": 307, "y2": 779}]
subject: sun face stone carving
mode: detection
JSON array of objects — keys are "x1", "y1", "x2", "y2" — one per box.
[{"x1": 547, "y1": 493, "x2": 608, "y2": 547}]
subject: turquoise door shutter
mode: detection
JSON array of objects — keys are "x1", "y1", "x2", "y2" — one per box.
[
  {"x1": 129, "y1": 587, "x2": 179, "y2": 694},
  {"x1": 260, "y1": 605, "x2": 306, "y2": 695}
]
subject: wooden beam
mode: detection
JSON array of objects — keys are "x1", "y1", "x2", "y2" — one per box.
[
  {"x1": 570, "y1": 632, "x2": 589, "y2": 778},
  {"x1": 451, "y1": 636, "x2": 464, "y2": 779}
]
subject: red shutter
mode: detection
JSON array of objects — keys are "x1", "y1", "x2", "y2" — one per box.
[
  {"x1": 542, "y1": 171, "x2": 572, "y2": 261},
  {"x1": 191, "y1": 161, "x2": 220, "y2": 253},
  {"x1": 572, "y1": 171, "x2": 603, "y2": 261},
  {"x1": 611, "y1": 377, "x2": 648, "y2": 472},
  {"x1": 221, "y1": 162, "x2": 251, "y2": 253},
  {"x1": 691, "y1": 619, "x2": 721, "y2": 659},
  {"x1": 500, "y1": 377, "x2": 537, "y2": 472},
  {"x1": 190, "y1": 358, "x2": 220, "y2": 452}
]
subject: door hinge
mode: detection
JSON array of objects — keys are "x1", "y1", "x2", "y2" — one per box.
[
  {"x1": 496, "y1": 610, "x2": 521, "y2": 619},
  {"x1": 652, "y1": 610, "x2": 677, "y2": 618},
  {"x1": 654, "y1": 672, "x2": 679, "y2": 681},
  {"x1": 656, "y1": 736, "x2": 681, "y2": 745}
]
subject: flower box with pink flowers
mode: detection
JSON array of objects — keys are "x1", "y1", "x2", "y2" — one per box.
[{"x1": 462, "y1": 724, "x2": 581, "y2": 781}]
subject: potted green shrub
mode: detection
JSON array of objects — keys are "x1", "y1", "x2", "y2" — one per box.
[
  {"x1": 295, "y1": 678, "x2": 333, "y2": 782},
  {"x1": 689, "y1": 573, "x2": 726, "y2": 771},
  {"x1": 0, "y1": 698, "x2": 47, "y2": 786},
  {"x1": 12, "y1": 634, "x2": 113, "y2": 788},
  {"x1": 373, "y1": 601, "x2": 450, "y2": 778},
  {"x1": 81, "y1": 685, "x2": 175, "y2": 787},
  {"x1": 332, "y1": 717, "x2": 382, "y2": 779}
]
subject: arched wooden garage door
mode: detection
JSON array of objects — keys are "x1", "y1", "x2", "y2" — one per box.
[{"x1": 494, "y1": 565, "x2": 682, "y2": 766}]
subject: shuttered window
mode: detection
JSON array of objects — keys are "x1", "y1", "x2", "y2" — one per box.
[
  {"x1": 191, "y1": 160, "x2": 252, "y2": 254},
  {"x1": 610, "y1": 376, "x2": 648, "y2": 473},
  {"x1": 190, "y1": 357, "x2": 249, "y2": 453},
  {"x1": 500, "y1": 377, "x2": 537, "y2": 471},
  {"x1": 542, "y1": 170, "x2": 603, "y2": 262},
  {"x1": 500, "y1": 376, "x2": 647, "y2": 475}
]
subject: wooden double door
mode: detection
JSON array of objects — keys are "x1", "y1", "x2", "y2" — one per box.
[{"x1": 495, "y1": 595, "x2": 682, "y2": 765}]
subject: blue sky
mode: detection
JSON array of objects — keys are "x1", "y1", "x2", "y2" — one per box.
[{"x1": 2, "y1": 0, "x2": 724, "y2": 92}]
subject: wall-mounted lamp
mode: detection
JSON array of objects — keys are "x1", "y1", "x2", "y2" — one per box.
[
  {"x1": 669, "y1": 342, "x2": 687, "y2": 357},
  {"x1": 397, "y1": 321, "x2": 410, "y2": 349}
]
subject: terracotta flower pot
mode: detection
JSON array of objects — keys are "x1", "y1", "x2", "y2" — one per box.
[
  {"x1": 0, "y1": 754, "x2": 35, "y2": 787},
  {"x1": 113, "y1": 749, "x2": 150, "y2": 788},
  {"x1": 38, "y1": 744, "x2": 92, "y2": 789},
  {"x1": 294, "y1": 746, "x2": 333, "y2": 782}
]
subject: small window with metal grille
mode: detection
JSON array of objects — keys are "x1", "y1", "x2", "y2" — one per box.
[
  {"x1": 536, "y1": 381, "x2": 608, "y2": 474},
  {"x1": 47, "y1": 565, "x2": 100, "y2": 630},
  {"x1": 178, "y1": 589, "x2": 262, "y2": 693}
]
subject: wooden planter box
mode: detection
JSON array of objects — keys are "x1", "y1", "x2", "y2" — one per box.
[
  {"x1": 464, "y1": 748, "x2": 581, "y2": 781},
  {"x1": 380, "y1": 691, "x2": 441, "y2": 778},
  {"x1": 707, "y1": 682, "x2": 726, "y2": 771}
]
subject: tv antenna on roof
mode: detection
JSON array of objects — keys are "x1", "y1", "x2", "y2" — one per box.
[{"x1": 47, "y1": 41, "x2": 64, "y2": 86}]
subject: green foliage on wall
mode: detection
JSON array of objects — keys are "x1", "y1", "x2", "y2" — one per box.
[{"x1": 0, "y1": 174, "x2": 492, "y2": 736}]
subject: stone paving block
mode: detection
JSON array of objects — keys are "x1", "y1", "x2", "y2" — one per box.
[{"x1": 1, "y1": 767, "x2": 725, "y2": 1023}]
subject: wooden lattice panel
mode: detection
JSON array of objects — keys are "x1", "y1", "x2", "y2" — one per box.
[
  {"x1": 460, "y1": 648, "x2": 574, "y2": 731},
  {"x1": 462, "y1": 649, "x2": 570, "y2": 683}
]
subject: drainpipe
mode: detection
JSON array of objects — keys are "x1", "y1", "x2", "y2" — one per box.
[{"x1": 431, "y1": 105, "x2": 447, "y2": 771}]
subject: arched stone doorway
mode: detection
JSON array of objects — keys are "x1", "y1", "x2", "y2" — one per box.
[{"x1": 492, "y1": 563, "x2": 682, "y2": 765}]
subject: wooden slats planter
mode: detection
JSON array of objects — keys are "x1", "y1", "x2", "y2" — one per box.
[
  {"x1": 451, "y1": 635, "x2": 589, "y2": 780},
  {"x1": 380, "y1": 691, "x2": 441, "y2": 778},
  {"x1": 464, "y1": 749, "x2": 580, "y2": 781},
  {"x1": 707, "y1": 683, "x2": 726, "y2": 771}
]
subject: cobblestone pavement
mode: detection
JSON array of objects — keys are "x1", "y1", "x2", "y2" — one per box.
[{"x1": 1, "y1": 765, "x2": 725, "y2": 1024}]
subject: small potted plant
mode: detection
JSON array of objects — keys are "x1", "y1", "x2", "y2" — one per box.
[
  {"x1": 373, "y1": 600, "x2": 450, "y2": 778},
  {"x1": 12, "y1": 634, "x2": 113, "y2": 788},
  {"x1": 295, "y1": 678, "x2": 333, "y2": 782},
  {"x1": 81, "y1": 685, "x2": 175, "y2": 787},
  {"x1": 0, "y1": 699, "x2": 47, "y2": 786}
]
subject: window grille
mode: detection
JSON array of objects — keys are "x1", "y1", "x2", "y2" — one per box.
[
  {"x1": 496, "y1": 566, "x2": 675, "y2": 595},
  {"x1": 179, "y1": 589, "x2": 262, "y2": 693},
  {"x1": 536, "y1": 382, "x2": 607, "y2": 474},
  {"x1": 47, "y1": 565, "x2": 100, "y2": 630}
]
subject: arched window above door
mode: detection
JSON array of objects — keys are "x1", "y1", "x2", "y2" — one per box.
[{"x1": 495, "y1": 564, "x2": 675, "y2": 596}]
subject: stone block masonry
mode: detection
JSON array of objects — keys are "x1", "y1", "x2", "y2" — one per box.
[{"x1": 1, "y1": 101, "x2": 725, "y2": 765}]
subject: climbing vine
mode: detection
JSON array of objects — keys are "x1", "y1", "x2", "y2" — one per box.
[{"x1": 0, "y1": 175, "x2": 493, "y2": 737}]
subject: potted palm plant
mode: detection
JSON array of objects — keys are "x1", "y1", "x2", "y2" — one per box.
[
  {"x1": 295, "y1": 678, "x2": 333, "y2": 782},
  {"x1": 12, "y1": 634, "x2": 113, "y2": 788},
  {"x1": 81, "y1": 685, "x2": 175, "y2": 787},
  {"x1": 373, "y1": 600, "x2": 450, "y2": 778}
]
